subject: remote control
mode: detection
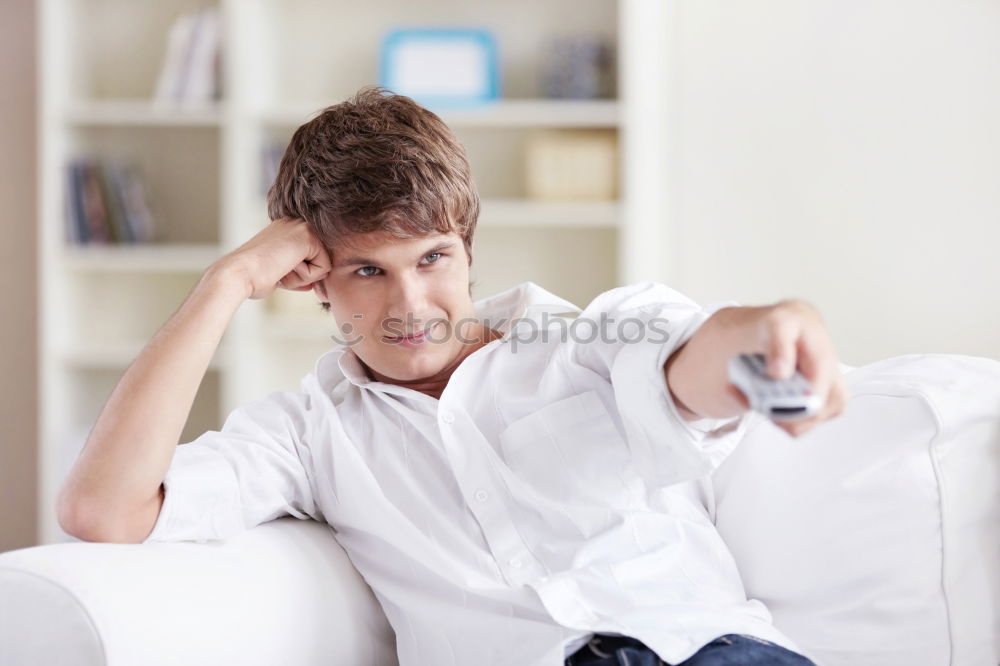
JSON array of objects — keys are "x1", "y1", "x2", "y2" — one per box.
[{"x1": 727, "y1": 353, "x2": 822, "y2": 422}]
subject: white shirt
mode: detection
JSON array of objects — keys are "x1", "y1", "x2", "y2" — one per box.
[{"x1": 144, "y1": 280, "x2": 802, "y2": 665}]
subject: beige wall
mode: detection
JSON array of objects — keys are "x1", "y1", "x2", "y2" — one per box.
[
  {"x1": 0, "y1": 0, "x2": 38, "y2": 551},
  {"x1": 665, "y1": 0, "x2": 1000, "y2": 366}
]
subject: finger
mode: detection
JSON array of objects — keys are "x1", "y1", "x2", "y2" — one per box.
[
  {"x1": 795, "y1": 333, "x2": 833, "y2": 403},
  {"x1": 279, "y1": 262, "x2": 321, "y2": 290},
  {"x1": 290, "y1": 263, "x2": 313, "y2": 288},
  {"x1": 773, "y1": 373, "x2": 840, "y2": 434},
  {"x1": 826, "y1": 376, "x2": 850, "y2": 418},
  {"x1": 304, "y1": 249, "x2": 332, "y2": 276},
  {"x1": 801, "y1": 338, "x2": 852, "y2": 423},
  {"x1": 297, "y1": 258, "x2": 332, "y2": 289},
  {"x1": 302, "y1": 231, "x2": 333, "y2": 272},
  {"x1": 776, "y1": 415, "x2": 819, "y2": 438},
  {"x1": 775, "y1": 375, "x2": 849, "y2": 437},
  {"x1": 759, "y1": 308, "x2": 801, "y2": 380},
  {"x1": 277, "y1": 272, "x2": 305, "y2": 290},
  {"x1": 297, "y1": 256, "x2": 330, "y2": 283}
]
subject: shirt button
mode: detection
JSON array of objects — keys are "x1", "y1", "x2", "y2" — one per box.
[
  {"x1": 475, "y1": 489, "x2": 489, "y2": 502},
  {"x1": 508, "y1": 558, "x2": 523, "y2": 569},
  {"x1": 440, "y1": 411, "x2": 455, "y2": 424}
]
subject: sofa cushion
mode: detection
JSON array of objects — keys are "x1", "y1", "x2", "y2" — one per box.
[{"x1": 712, "y1": 354, "x2": 1000, "y2": 666}]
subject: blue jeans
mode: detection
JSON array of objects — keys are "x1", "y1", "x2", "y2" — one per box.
[{"x1": 565, "y1": 633, "x2": 816, "y2": 666}]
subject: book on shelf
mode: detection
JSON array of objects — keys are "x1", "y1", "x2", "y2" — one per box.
[
  {"x1": 64, "y1": 158, "x2": 157, "y2": 245},
  {"x1": 261, "y1": 138, "x2": 286, "y2": 196},
  {"x1": 79, "y1": 160, "x2": 111, "y2": 243},
  {"x1": 153, "y1": 7, "x2": 223, "y2": 105}
]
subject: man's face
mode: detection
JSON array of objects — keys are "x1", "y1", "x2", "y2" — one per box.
[{"x1": 313, "y1": 230, "x2": 478, "y2": 382}]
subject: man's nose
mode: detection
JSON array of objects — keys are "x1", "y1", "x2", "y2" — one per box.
[{"x1": 385, "y1": 276, "x2": 430, "y2": 329}]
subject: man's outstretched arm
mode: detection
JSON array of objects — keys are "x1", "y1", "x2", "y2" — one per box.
[
  {"x1": 56, "y1": 218, "x2": 330, "y2": 543},
  {"x1": 664, "y1": 299, "x2": 849, "y2": 438}
]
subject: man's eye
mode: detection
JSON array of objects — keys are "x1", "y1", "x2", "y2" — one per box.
[
  {"x1": 356, "y1": 266, "x2": 380, "y2": 277},
  {"x1": 422, "y1": 252, "x2": 442, "y2": 264}
]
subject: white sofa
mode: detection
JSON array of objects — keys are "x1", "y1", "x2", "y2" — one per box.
[{"x1": 1, "y1": 353, "x2": 997, "y2": 666}]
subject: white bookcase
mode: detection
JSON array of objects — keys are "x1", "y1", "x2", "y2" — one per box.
[{"x1": 37, "y1": 0, "x2": 672, "y2": 544}]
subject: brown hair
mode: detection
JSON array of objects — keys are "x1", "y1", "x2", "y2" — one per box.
[{"x1": 266, "y1": 85, "x2": 480, "y2": 262}]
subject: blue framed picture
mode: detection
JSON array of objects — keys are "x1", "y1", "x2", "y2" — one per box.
[{"x1": 379, "y1": 28, "x2": 500, "y2": 109}]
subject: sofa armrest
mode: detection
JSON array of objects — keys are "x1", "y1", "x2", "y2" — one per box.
[
  {"x1": 713, "y1": 353, "x2": 1000, "y2": 666},
  {"x1": 0, "y1": 517, "x2": 398, "y2": 666}
]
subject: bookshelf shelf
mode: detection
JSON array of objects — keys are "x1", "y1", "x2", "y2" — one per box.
[
  {"x1": 60, "y1": 243, "x2": 224, "y2": 272},
  {"x1": 256, "y1": 99, "x2": 620, "y2": 129},
  {"x1": 60, "y1": 341, "x2": 230, "y2": 371},
  {"x1": 439, "y1": 100, "x2": 621, "y2": 128},
  {"x1": 38, "y1": 0, "x2": 672, "y2": 545},
  {"x1": 62, "y1": 100, "x2": 226, "y2": 127},
  {"x1": 248, "y1": 197, "x2": 620, "y2": 230},
  {"x1": 479, "y1": 198, "x2": 620, "y2": 228}
]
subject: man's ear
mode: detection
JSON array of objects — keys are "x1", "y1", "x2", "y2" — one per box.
[
  {"x1": 465, "y1": 243, "x2": 475, "y2": 296},
  {"x1": 312, "y1": 281, "x2": 330, "y2": 311}
]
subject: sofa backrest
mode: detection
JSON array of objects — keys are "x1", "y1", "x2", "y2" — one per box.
[{"x1": 712, "y1": 354, "x2": 1000, "y2": 666}]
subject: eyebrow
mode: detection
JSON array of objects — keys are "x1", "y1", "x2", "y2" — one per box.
[{"x1": 335, "y1": 240, "x2": 457, "y2": 268}]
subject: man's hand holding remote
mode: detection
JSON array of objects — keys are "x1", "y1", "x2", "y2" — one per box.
[{"x1": 665, "y1": 299, "x2": 849, "y2": 438}]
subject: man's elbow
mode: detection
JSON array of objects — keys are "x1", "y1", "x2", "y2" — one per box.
[
  {"x1": 57, "y1": 488, "x2": 161, "y2": 544},
  {"x1": 57, "y1": 491, "x2": 113, "y2": 542}
]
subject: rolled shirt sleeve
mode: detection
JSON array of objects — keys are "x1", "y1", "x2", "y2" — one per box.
[
  {"x1": 567, "y1": 281, "x2": 752, "y2": 488},
  {"x1": 143, "y1": 389, "x2": 324, "y2": 544}
]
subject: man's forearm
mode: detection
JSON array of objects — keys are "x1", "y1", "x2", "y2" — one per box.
[
  {"x1": 57, "y1": 263, "x2": 249, "y2": 537},
  {"x1": 664, "y1": 306, "x2": 760, "y2": 421}
]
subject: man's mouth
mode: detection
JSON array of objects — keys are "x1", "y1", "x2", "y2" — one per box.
[{"x1": 384, "y1": 325, "x2": 432, "y2": 346}]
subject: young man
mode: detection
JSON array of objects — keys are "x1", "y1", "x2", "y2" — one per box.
[{"x1": 58, "y1": 87, "x2": 849, "y2": 666}]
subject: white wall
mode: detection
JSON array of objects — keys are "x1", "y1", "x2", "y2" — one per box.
[{"x1": 664, "y1": 0, "x2": 1000, "y2": 366}]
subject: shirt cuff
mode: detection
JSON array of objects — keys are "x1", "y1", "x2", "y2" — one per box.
[
  {"x1": 142, "y1": 443, "x2": 242, "y2": 544},
  {"x1": 663, "y1": 298, "x2": 746, "y2": 435}
]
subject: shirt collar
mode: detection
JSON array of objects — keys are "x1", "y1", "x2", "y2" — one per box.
[
  {"x1": 468, "y1": 280, "x2": 581, "y2": 340},
  {"x1": 319, "y1": 281, "x2": 581, "y2": 390}
]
